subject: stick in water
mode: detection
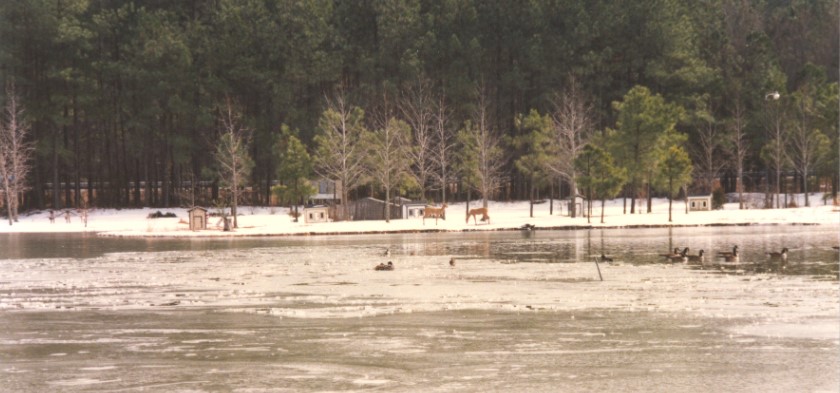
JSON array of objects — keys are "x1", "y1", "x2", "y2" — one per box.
[{"x1": 594, "y1": 258, "x2": 603, "y2": 281}]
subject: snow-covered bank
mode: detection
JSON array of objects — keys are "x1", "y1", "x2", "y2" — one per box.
[{"x1": 2, "y1": 194, "x2": 839, "y2": 237}]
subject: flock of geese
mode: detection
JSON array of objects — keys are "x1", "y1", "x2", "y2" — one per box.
[
  {"x1": 595, "y1": 244, "x2": 802, "y2": 266},
  {"x1": 378, "y1": 244, "x2": 838, "y2": 270},
  {"x1": 655, "y1": 245, "x2": 791, "y2": 265}
]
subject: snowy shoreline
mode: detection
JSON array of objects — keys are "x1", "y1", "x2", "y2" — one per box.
[
  {"x1": 101, "y1": 221, "x2": 827, "y2": 238},
  {"x1": 2, "y1": 194, "x2": 838, "y2": 238}
]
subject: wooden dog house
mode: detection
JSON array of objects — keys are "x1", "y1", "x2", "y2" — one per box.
[{"x1": 187, "y1": 207, "x2": 208, "y2": 230}]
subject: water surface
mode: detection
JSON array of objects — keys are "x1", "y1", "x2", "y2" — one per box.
[{"x1": 0, "y1": 226, "x2": 837, "y2": 392}]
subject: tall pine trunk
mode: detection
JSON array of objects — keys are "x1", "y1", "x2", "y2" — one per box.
[
  {"x1": 600, "y1": 198, "x2": 606, "y2": 224},
  {"x1": 529, "y1": 180, "x2": 534, "y2": 218}
]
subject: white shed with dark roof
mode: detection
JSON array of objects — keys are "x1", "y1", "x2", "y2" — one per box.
[{"x1": 687, "y1": 195, "x2": 712, "y2": 211}]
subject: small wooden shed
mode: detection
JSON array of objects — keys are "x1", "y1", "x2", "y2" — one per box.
[
  {"x1": 187, "y1": 207, "x2": 208, "y2": 231},
  {"x1": 350, "y1": 197, "x2": 401, "y2": 221},
  {"x1": 399, "y1": 199, "x2": 428, "y2": 219},
  {"x1": 687, "y1": 195, "x2": 712, "y2": 211},
  {"x1": 303, "y1": 205, "x2": 330, "y2": 223}
]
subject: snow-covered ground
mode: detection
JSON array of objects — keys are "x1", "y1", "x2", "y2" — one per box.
[{"x1": 2, "y1": 193, "x2": 838, "y2": 237}]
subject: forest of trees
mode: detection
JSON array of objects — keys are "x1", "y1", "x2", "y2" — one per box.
[{"x1": 0, "y1": 0, "x2": 837, "y2": 217}]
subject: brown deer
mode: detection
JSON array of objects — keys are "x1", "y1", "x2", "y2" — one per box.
[
  {"x1": 423, "y1": 203, "x2": 447, "y2": 225},
  {"x1": 467, "y1": 207, "x2": 490, "y2": 225}
]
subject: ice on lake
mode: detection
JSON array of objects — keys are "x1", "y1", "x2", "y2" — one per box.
[{"x1": 0, "y1": 226, "x2": 838, "y2": 392}]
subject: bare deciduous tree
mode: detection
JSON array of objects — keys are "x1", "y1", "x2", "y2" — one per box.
[
  {"x1": 458, "y1": 87, "x2": 506, "y2": 209},
  {"x1": 313, "y1": 89, "x2": 368, "y2": 221},
  {"x1": 762, "y1": 97, "x2": 788, "y2": 208},
  {"x1": 548, "y1": 76, "x2": 593, "y2": 217},
  {"x1": 790, "y1": 88, "x2": 830, "y2": 207},
  {"x1": 430, "y1": 94, "x2": 456, "y2": 204},
  {"x1": 400, "y1": 80, "x2": 435, "y2": 202},
  {"x1": 728, "y1": 99, "x2": 749, "y2": 209},
  {"x1": 691, "y1": 104, "x2": 726, "y2": 194},
  {"x1": 214, "y1": 97, "x2": 254, "y2": 229},
  {"x1": 365, "y1": 116, "x2": 413, "y2": 223},
  {"x1": 0, "y1": 83, "x2": 34, "y2": 225}
]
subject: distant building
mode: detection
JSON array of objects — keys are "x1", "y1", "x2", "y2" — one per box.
[
  {"x1": 349, "y1": 197, "x2": 398, "y2": 221},
  {"x1": 187, "y1": 206, "x2": 208, "y2": 231},
  {"x1": 349, "y1": 197, "x2": 425, "y2": 221},
  {"x1": 687, "y1": 195, "x2": 712, "y2": 211},
  {"x1": 400, "y1": 199, "x2": 428, "y2": 219},
  {"x1": 309, "y1": 179, "x2": 342, "y2": 205},
  {"x1": 303, "y1": 205, "x2": 330, "y2": 223}
]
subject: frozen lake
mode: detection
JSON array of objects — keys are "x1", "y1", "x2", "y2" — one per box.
[{"x1": 1, "y1": 226, "x2": 838, "y2": 392}]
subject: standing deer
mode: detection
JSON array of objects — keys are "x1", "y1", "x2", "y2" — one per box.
[
  {"x1": 423, "y1": 203, "x2": 447, "y2": 225},
  {"x1": 467, "y1": 207, "x2": 490, "y2": 225}
]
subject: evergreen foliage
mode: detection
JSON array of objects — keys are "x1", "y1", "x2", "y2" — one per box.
[
  {"x1": 655, "y1": 145, "x2": 693, "y2": 222},
  {"x1": 575, "y1": 144, "x2": 626, "y2": 224},
  {"x1": 273, "y1": 125, "x2": 315, "y2": 222},
  {"x1": 513, "y1": 110, "x2": 553, "y2": 218}
]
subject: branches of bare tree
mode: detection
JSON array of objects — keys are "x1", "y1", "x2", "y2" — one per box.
[
  {"x1": 761, "y1": 97, "x2": 789, "y2": 208},
  {"x1": 727, "y1": 99, "x2": 749, "y2": 209},
  {"x1": 691, "y1": 100, "x2": 726, "y2": 194},
  {"x1": 399, "y1": 79, "x2": 435, "y2": 202},
  {"x1": 458, "y1": 87, "x2": 506, "y2": 209},
  {"x1": 430, "y1": 93, "x2": 456, "y2": 204},
  {"x1": 0, "y1": 82, "x2": 34, "y2": 225},
  {"x1": 364, "y1": 116, "x2": 413, "y2": 223},
  {"x1": 789, "y1": 88, "x2": 830, "y2": 207},
  {"x1": 214, "y1": 97, "x2": 254, "y2": 229},
  {"x1": 313, "y1": 88, "x2": 368, "y2": 221},
  {"x1": 548, "y1": 76, "x2": 593, "y2": 217}
]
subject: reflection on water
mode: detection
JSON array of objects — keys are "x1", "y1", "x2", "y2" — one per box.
[
  {"x1": 0, "y1": 233, "x2": 270, "y2": 259},
  {"x1": 1, "y1": 225, "x2": 837, "y2": 278},
  {"x1": 404, "y1": 226, "x2": 839, "y2": 278}
]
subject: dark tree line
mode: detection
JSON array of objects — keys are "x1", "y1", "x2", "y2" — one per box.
[{"x1": 0, "y1": 0, "x2": 837, "y2": 211}]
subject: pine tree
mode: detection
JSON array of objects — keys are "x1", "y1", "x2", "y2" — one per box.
[
  {"x1": 273, "y1": 125, "x2": 315, "y2": 222},
  {"x1": 514, "y1": 110, "x2": 553, "y2": 218},
  {"x1": 655, "y1": 145, "x2": 693, "y2": 222},
  {"x1": 609, "y1": 86, "x2": 683, "y2": 214},
  {"x1": 575, "y1": 144, "x2": 626, "y2": 224}
]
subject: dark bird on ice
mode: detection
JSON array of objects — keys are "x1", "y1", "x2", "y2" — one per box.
[
  {"x1": 375, "y1": 261, "x2": 394, "y2": 271},
  {"x1": 659, "y1": 247, "x2": 681, "y2": 258},
  {"x1": 666, "y1": 247, "x2": 689, "y2": 263},
  {"x1": 686, "y1": 250, "x2": 705, "y2": 264},
  {"x1": 717, "y1": 245, "x2": 739, "y2": 262},
  {"x1": 767, "y1": 248, "x2": 788, "y2": 262}
]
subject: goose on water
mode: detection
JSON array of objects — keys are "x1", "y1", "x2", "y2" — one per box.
[
  {"x1": 767, "y1": 248, "x2": 788, "y2": 262},
  {"x1": 717, "y1": 246, "x2": 739, "y2": 263}
]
